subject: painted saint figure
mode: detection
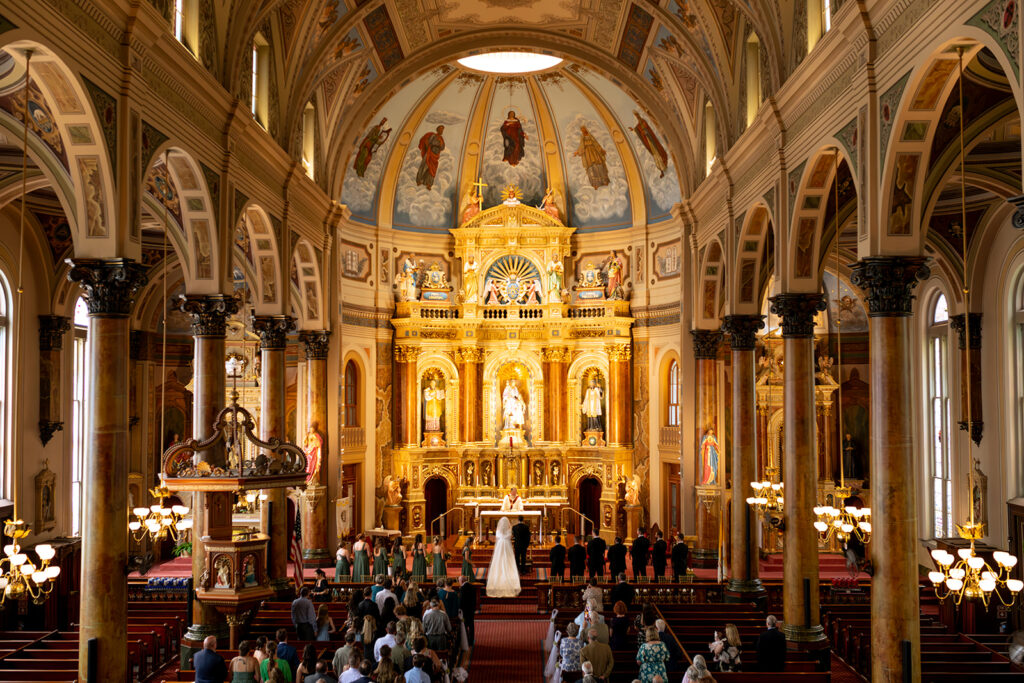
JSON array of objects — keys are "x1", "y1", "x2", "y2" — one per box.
[
  {"x1": 501, "y1": 110, "x2": 527, "y2": 166},
  {"x1": 541, "y1": 186, "x2": 562, "y2": 221},
  {"x1": 700, "y1": 426, "x2": 720, "y2": 486},
  {"x1": 580, "y1": 377, "x2": 604, "y2": 432},
  {"x1": 630, "y1": 110, "x2": 668, "y2": 177},
  {"x1": 303, "y1": 426, "x2": 324, "y2": 483},
  {"x1": 606, "y1": 250, "x2": 625, "y2": 300},
  {"x1": 353, "y1": 117, "x2": 391, "y2": 177},
  {"x1": 574, "y1": 126, "x2": 610, "y2": 189},
  {"x1": 423, "y1": 377, "x2": 445, "y2": 432},
  {"x1": 416, "y1": 125, "x2": 446, "y2": 190},
  {"x1": 502, "y1": 379, "x2": 526, "y2": 430}
]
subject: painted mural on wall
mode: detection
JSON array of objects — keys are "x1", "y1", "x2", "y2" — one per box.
[
  {"x1": 481, "y1": 79, "x2": 545, "y2": 208},
  {"x1": 575, "y1": 250, "x2": 630, "y2": 300},
  {"x1": 653, "y1": 240, "x2": 681, "y2": 280},
  {"x1": 823, "y1": 272, "x2": 868, "y2": 333},
  {"x1": 341, "y1": 240, "x2": 371, "y2": 281}
]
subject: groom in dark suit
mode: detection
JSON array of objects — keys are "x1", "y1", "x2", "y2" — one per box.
[{"x1": 511, "y1": 515, "x2": 531, "y2": 574}]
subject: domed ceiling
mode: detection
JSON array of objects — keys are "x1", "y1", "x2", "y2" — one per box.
[{"x1": 340, "y1": 60, "x2": 682, "y2": 233}]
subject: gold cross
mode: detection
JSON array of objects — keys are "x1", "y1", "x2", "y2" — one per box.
[{"x1": 472, "y1": 177, "x2": 488, "y2": 195}]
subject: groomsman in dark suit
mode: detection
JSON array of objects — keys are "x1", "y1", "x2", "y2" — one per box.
[
  {"x1": 549, "y1": 535, "x2": 567, "y2": 581},
  {"x1": 630, "y1": 529, "x2": 650, "y2": 580},
  {"x1": 511, "y1": 515, "x2": 532, "y2": 574},
  {"x1": 586, "y1": 534, "x2": 607, "y2": 579},
  {"x1": 607, "y1": 537, "x2": 628, "y2": 578},
  {"x1": 671, "y1": 532, "x2": 690, "y2": 580},
  {"x1": 652, "y1": 531, "x2": 668, "y2": 579},
  {"x1": 567, "y1": 536, "x2": 587, "y2": 579}
]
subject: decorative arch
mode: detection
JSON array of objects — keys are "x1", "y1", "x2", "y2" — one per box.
[
  {"x1": 0, "y1": 41, "x2": 117, "y2": 256},
  {"x1": 696, "y1": 238, "x2": 725, "y2": 326},
  {"x1": 291, "y1": 236, "x2": 324, "y2": 328},
  {"x1": 417, "y1": 351, "x2": 460, "y2": 445},
  {"x1": 732, "y1": 203, "x2": 772, "y2": 314},
  {"x1": 482, "y1": 349, "x2": 543, "y2": 442},
  {"x1": 340, "y1": 352, "x2": 364, "y2": 429},
  {"x1": 656, "y1": 349, "x2": 682, "y2": 428},
  {"x1": 235, "y1": 204, "x2": 283, "y2": 314},
  {"x1": 569, "y1": 463, "x2": 606, "y2": 490}
]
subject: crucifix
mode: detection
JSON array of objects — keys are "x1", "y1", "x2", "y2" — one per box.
[{"x1": 472, "y1": 176, "x2": 488, "y2": 198}]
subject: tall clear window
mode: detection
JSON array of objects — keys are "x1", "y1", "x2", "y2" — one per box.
[
  {"x1": 745, "y1": 33, "x2": 762, "y2": 126},
  {"x1": 927, "y1": 293, "x2": 952, "y2": 538},
  {"x1": 71, "y1": 297, "x2": 90, "y2": 536},
  {"x1": 667, "y1": 360, "x2": 680, "y2": 427},
  {"x1": 808, "y1": 0, "x2": 833, "y2": 51},
  {"x1": 704, "y1": 101, "x2": 716, "y2": 175},
  {"x1": 302, "y1": 102, "x2": 316, "y2": 179},
  {"x1": 173, "y1": 0, "x2": 184, "y2": 41},
  {"x1": 251, "y1": 34, "x2": 270, "y2": 126},
  {"x1": 343, "y1": 361, "x2": 358, "y2": 427},
  {"x1": 0, "y1": 271, "x2": 10, "y2": 497}
]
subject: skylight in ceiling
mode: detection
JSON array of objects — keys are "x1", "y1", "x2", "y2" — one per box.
[{"x1": 457, "y1": 52, "x2": 563, "y2": 74}]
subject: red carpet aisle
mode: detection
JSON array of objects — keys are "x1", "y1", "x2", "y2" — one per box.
[{"x1": 468, "y1": 618, "x2": 548, "y2": 681}]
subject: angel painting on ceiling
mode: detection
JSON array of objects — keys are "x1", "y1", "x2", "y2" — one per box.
[{"x1": 353, "y1": 117, "x2": 391, "y2": 178}]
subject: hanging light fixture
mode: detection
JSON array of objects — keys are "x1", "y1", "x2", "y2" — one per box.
[
  {"x1": 813, "y1": 148, "x2": 871, "y2": 544},
  {"x1": 128, "y1": 151, "x2": 191, "y2": 542},
  {"x1": 928, "y1": 46, "x2": 1021, "y2": 607},
  {"x1": 747, "y1": 291, "x2": 784, "y2": 516},
  {"x1": 1, "y1": 50, "x2": 60, "y2": 604}
]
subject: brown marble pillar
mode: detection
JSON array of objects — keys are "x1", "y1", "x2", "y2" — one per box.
[
  {"x1": 543, "y1": 347, "x2": 569, "y2": 442},
  {"x1": 457, "y1": 346, "x2": 484, "y2": 443},
  {"x1": 691, "y1": 329, "x2": 723, "y2": 567},
  {"x1": 851, "y1": 257, "x2": 929, "y2": 683},
  {"x1": 950, "y1": 313, "x2": 983, "y2": 444},
  {"x1": 769, "y1": 292, "x2": 827, "y2": 647},
  {"x1": 722, "y1": 315, "x2": 765, "y2": 600},
  {"x1": 607, "y1": 343, "x2": 632, "y2": 446},
  {"x1": 254, "y1": 316, "x2": 295, "y2": 592},
  {"x1": 67, "y1": 258, "x2": 147, "y2": 683},
  {"x1": 178, "y1": 294, "x2": 239, "y2": 649},
  {"x1": 394, "y1": 345, "x2": 420, "y2": 447},
  {"x1": 299, "y1": 330, "x2": 331, "y2": 565}
]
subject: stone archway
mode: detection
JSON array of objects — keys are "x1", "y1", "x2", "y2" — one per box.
[
  {"x1": 577, "y1": 476, "x2": 602, "y2": 537},
  {"x1": 424, "y1": 476, "x2": 450, "y2": 539}
]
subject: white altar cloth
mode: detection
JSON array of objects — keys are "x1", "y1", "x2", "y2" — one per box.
[{"x1": 478, "y1": 509, "x2": 544, "y2": 544}]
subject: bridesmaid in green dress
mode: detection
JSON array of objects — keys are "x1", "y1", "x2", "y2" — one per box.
[
  {"x1": 335, "y1": 543, "x2": 351, "y2": 582},
  {"x1": 352, "y1": 536, "x2": 370, "y2": 581},
  {"x1": 461, "y1": 536, "x2": 474, "y2": 579},
  {"x1": 432, "y1": 536, "x2": 446, "y2": 579},
  {"x1": 411, "y1": 534, "x2": 427, "y2": 579},
  {"x1": 390, "y1": 538, "x2": 406, "y2": 578},
  {"x1": 372, "y1": 541, "x2": 388, "y2": 578}
]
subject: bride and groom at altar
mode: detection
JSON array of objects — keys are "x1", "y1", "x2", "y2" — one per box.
[{"x1": 486, "y1": 487, "x2": 532, "y2": 598}]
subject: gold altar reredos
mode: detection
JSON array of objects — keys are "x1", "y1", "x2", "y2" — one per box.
[{"x1": 389, "y1": 200, "x2": 634, "y2": 542}]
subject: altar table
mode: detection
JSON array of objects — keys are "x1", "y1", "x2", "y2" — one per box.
[{"x1": 478, "y1": 509, "x2": 544, "y2": 544}]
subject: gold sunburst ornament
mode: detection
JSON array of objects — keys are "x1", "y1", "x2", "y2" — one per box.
[{"x1": 501, "y1": 184, "x2": 522, "y2": 204}]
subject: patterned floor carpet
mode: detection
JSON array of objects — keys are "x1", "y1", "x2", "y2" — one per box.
[{"x1": 468, "y1": 618, "x2": 548, "y2": 681}]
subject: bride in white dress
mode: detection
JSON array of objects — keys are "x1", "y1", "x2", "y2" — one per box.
[{"x1": 486, "y1": 516, "x2": 522, "y2": 598}]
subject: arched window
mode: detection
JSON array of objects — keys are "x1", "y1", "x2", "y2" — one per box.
[
  {"x1": 302, "y1": 101, "x2": 316, "y2": 180},
  {"x1": 342, "y1": 360, "x2": 359, "y2": 427},
  {"x1": 808, "y1": 0, "x2": 833, "y2": 51},
  {"x1": 745, "y1": 33, "x2": 762, "y2": 126},
  {"x1": 926, "y1": 292, "x2": 952, "y2": 538},
  {"x1": 0, "y1": 270, "x2": 10, "y2": 496},
  {"x1": 704, "y1": 101, "x2": 717, "y2": 175},
  {"x1": 667, "y1": 359, "x2": 680, "y2": 427},
  {"x1": 71, "y1": 297, "x2": 90, "y2": 536},
  {"x1": 251, "y1": 33, "x2": 270, "y2": 126}
]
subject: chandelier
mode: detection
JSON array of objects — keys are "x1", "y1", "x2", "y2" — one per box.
[
  {"x1": 0, "y1": 520, "x2": 60, "y2": 605},
  {"x1": 813, "y1": 147, "x2": 871, "y2": 544},
  {"x1": 928, "y1": 47, "x2": 1020, "y2": 606},
  {"x1": 1, "y1": 50, "x2": 60, "y2": 605},
  {"x1": 129, "y1": 481, "x2": 192, "y2": 542},
  {"x1": 128, "y1": 151, "x2": 193, "y2": 544}
]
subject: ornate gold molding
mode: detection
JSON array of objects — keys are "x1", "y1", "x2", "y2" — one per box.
[
  {"x1": 541, "y1": 346, "x2": 570, "y2": 362},
  {"x1": 394, "y1": 345, "x2": 421, "y2": 363},
  {"x1": 455, "y1": 346, "x2": 485, "y2": 363},
  {"x1": 607, "y1": 344, "x2": 632, "y2": 361}
]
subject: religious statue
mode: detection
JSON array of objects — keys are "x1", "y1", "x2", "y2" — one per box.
[
  {"x1": 546, "y1": 257, "x2": 564, "y2": 302},
  {"x1": 501, "y1": 110, "x2": 527, "y2": 166},
  {"x1": 629, "y1": 110, "x2": 668, "y2": 177},
  {"x1": 533, "y1": 460, "x2": 544, "y2": 486},
  {"x1": 303, "y1": 426, "x2": 324, "y2": 483},
  {"x1": 423, "y1": 377, "x2": 445, "y2": 432},
  {"x1": 579, "y1": 262, "x2": 603, "y2": 289},
  {"x1": 215, "y1": 558, "x2": 232, "y2": 588},
  {"x1": 502, "y1": 379, "x2": 527, "y2": 430},
  {"x1": 624, "y1": 474, "x2": 641, "y2": 506},
  {"x1": 460, "y1": 185, "x2": 481, "y2": 223},
  {"x1": 353, "y1": 117, "x2": 392, "y2": 177},
  {"x1": 581, "y1": 377, "x2": 604, "y2": 432},
  {"x1": 501, "y1": 486, "x2": 525, "y2": 511},
  {"x1": 462, "y1": 255, "x2": 480, "y2": 303},
  {"x1": 842, "y1": 433, "x2": 860, "y2": 480},
  {"x1": 396, "y1": 256, "x2": 420, "y2": 301},
  {"x1": 384, "y1": 475, "x2": 403, "y2": 506},
  {"x1": 551, "y1": 461, "x2": 561, "y2": 486},
  {"x1": 700, "y1": 426, "x2": 720, "y2": 486},
  {"x1": 484, "y1": 277, "x2": 503, "y2": 305},
  {"x1": 523, "y1": 278, "x2": 542, "y2": 305},
  {"x1": 605, "y1": 251, "x2": 624, "y2": 300},
  {"x1": 482, "y1": 460, "x2": 492, "y2": 487},
  {"x1": 416, "y1": 125, "x2": 445, "y2": 190},
  {"x1": 541, "y1": 187, "x2": 562, "y2": 221},
  {"x1": 574, "y1": 125, "x2": 610, "y2": 189},
  {"x1": 464, "y1": 461, "x2": 475, "y2": 486},
  {"x1": 972, "y1": 457, "x2": 988, "y2": 527}
]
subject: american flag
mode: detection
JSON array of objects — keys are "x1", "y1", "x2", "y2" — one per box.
[{"x1": 288, "y1": 498, "x2": 304, "y2": 586}]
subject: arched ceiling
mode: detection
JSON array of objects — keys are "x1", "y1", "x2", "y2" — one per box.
[{"x1": 339, "y1": 59, "x2": 683, "y2": 232}]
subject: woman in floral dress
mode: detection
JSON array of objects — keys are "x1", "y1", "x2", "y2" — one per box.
[{"x1": 636, "y1": 626, "x2": 670, "y2": 683}]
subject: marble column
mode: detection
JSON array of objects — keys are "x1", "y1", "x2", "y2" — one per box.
[
  {"x1": 851, "y1": 257, "x2": 929, "y2": 683},
  {"x1": 691, "y1": 329, "x2": 723, "y2": 566},
  {"x1": 254, "y1": 315, "x2": 295, "y2": 592},
  {"x1": 769, "y1": 293, "x2": 827, "y2": 649},
  {"x1": 457, "y1": 346, "x2": 484, "y2": 443},
  {"x1": 394, "y1": 345, "x2": 420, "y2": 448},
  {"x1": 66, "y1": 258, "x2": 147, "y2": 683},
  {"x1": 722, "y1": 315, "x2": 765, "y2": 600},
  {"x1": 178, "y1": 293, "x2": 239, "y2": 650},
  {"x1": 607, "y1": 343, "x2": 632, "y2": 446},
  {"x1": 299, "y1": 330, "x2": 331, "y2": 565},
  {"x1": 950, "y1": 313, "x2": 983, "y2": 444},
  {"x1": 543, "y1": 347, "x2": 569, "y2": 442}
]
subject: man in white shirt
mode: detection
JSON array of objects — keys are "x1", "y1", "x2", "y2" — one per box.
[
  {"x1": 339, "y1": 651, "x2": 364, "y2": 682},
  {"x1": 374, "y1": 577, "x2": 397, "y2": 612},
  {"x1": 373, "y1": 621, "x2": 398, "y2": 662}
]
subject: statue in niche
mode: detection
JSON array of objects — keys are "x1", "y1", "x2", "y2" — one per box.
[
  {"x1": 541, "y1": 187, "x2": 562, "y2": 221},
  {"x1": 396, "y1": 256, "x2": 420, "y2": 302},
  {"x1": 581, "y1": 376, "x2": 605, "y2": 432},
  {"x1": 551, "y1": 461, "x2": 561, "y2": 486},
  {"x1": 699, "y1": 425, "x2": 721, "y2": 486},
  {"x1": 533, "y1": 461, "x2": 544, "y2": 486},
  {"x1": 605, "y1": 251, "x2": 625, "y2": 300},
  {"x1": 462, "y1": 255, "x2": 479, "y2": 303},
  {"x1": 385, "y1": 475, "x2": 403, "y2": 506},
  {"x1": 422, "y1": 375, "x2": 445, "y2": 433},
  {"x1": 460, "y1": 186, "x2": 481, "y2": 223},
  {"x1": 972, "y1": 458, "x2": 988, "y2": 528},
  {"x1": 502, "y1": 379, "x2": 527, "y2": 430},
  {"x1": 481, "y1": 460, "x2": 492, "y2": 487},
  {"x1": 464, "y1": 461, "x2": 475, "y2": 487},
  {"x1": 546, "y1": 256, "x2": 564, "y2": 302},
  {"x1": 842, "y1": 433, "x2": 861, "y2": 480},
  {"x1": 624, "y1": 474, "x2": 641, "y2": 506},
  {"x1": 303, "y1": 425, "x2": 323, "y2": 484}
]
